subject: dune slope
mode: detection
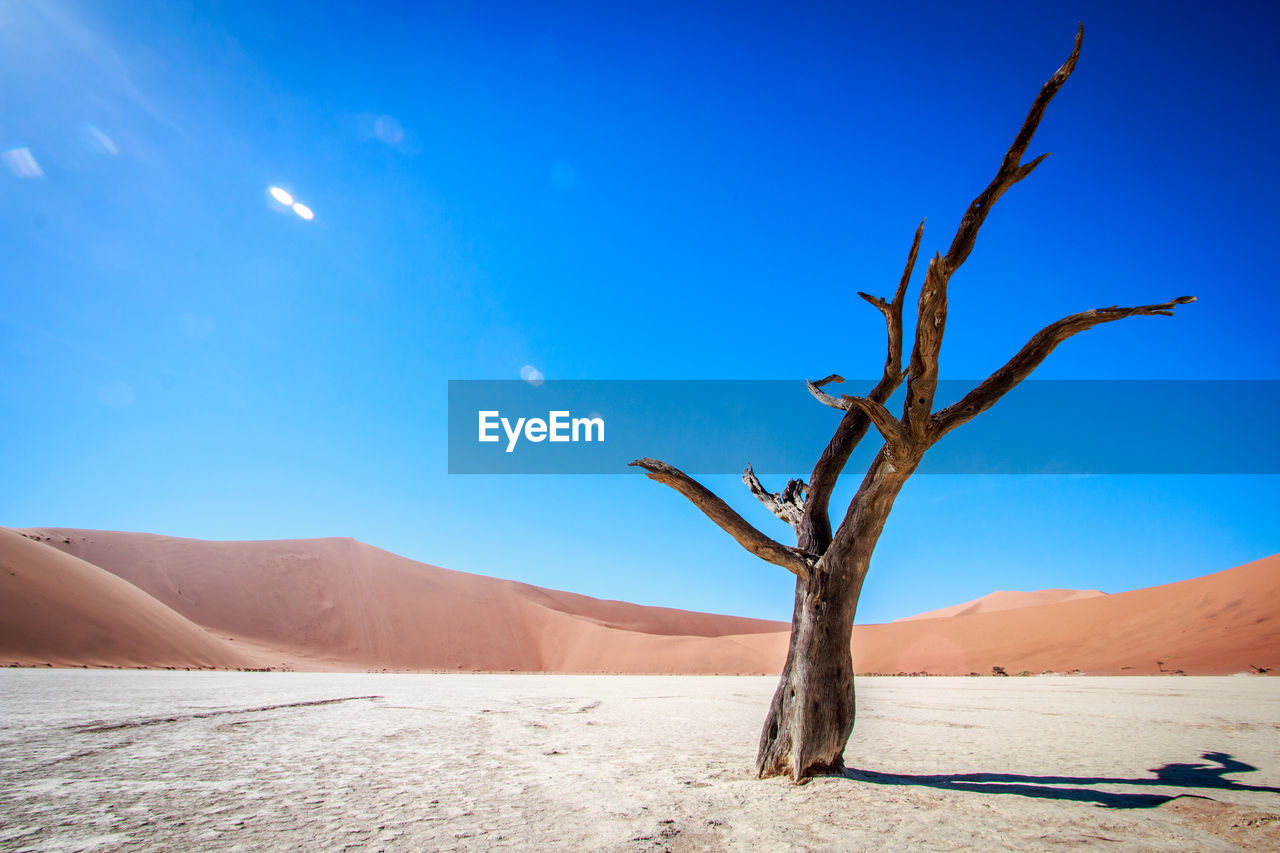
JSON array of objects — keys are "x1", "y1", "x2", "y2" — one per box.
[
  {"x1": 894, "y1": 588, "x2": 1107, "y2": 622},
  {"x1": 0, "y1": 528, "x2": 248, "y2": 669},
  {"x1": 5, "y1": 527, "x2": 1276, "y2": 675},
  {"x1": 851, "y1": 555, "x2": 1280, "y2": 675},
  {"x1": 17, "y1": 528, "x2": 787, "y2": 673}
]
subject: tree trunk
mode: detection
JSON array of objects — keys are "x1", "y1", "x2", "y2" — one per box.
[
  {"x1": 755, "y1": 558, "x2": 863, "y2": 779},
  {"x1": 756, "y1": 452, "x2": 911, "y2": 780}
]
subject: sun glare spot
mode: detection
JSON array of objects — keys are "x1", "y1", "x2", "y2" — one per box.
[
  {"x1": 292, "y1": 202, "x2": 314, "y2": 220},
  {"x1": 269, "y1": 186, "x2": 294, "y2": 205},
  {"x1": 374, "y1": 115, "x2": 404, "y2": 145},
  {"x1": 3, "y1": 147, "x2": 44, "y2": 179},
  {"x1": 520, "y1": 364, "x2": 545, "y2": 386}
]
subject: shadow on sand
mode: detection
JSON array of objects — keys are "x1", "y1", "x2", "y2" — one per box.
[{"x1": 844, "y1": 752, "x2": 1280, "y2": 809}]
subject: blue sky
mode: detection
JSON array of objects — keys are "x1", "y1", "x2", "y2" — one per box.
[{"x1": 2, "y1": 0, "x2": 1277, "y2": 624}]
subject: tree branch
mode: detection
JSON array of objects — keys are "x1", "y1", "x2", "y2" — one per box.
[
  {"x1": 840, "y1": 396, "x2": 906, "y2": 447},
  {"x1": 945, "y1": 25, "x2": 1083, "y2": 271},
  {"x1": 806, "y1": 376, "x2": 847, "y2": 410},
  {"x1": 903, "y1": 253, "x2": 948, "y2": 438},
  {"x1": 798, "y1": 221, "x2": 924, "y2": 552},
  {"x1": 931, "y1": 296, "x2": 1196, "y2": 439},
  {"x1": 859, "y1": 217, "x2": 923, "y2": 395},
  {"x1": 904, "y1": 26, "x2": 1084, "y2": 438},
  {"x1": 629, "y1": 458, "x2": 814, "y2": 578},
  {"x1": 743, "y1": 464, "x2": 806, "y2": 527}
]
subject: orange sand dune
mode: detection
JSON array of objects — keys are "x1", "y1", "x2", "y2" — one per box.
[
  {"x1": 0, "y1": 528, "x2": 249, "y2": 669},
  {"x1": 15, "y1": 528, "x2": 788, "y2": 674},
  {"x1": 5, "y1": 527, "x2": 1277, "y2": 675},
  {"x1": 894, "y1": 588, "x2": 1106, "y2": 622},
  {"x1": 851, "y1": 554, "x2": 1280, "y2": 675}
]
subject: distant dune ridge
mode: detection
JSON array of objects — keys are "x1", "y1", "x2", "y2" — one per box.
[
  {"x1": 1, "y1": 526, "x2": 1276, "y2": 675},
  {"x1": 893, "y1": 588, "x2": 1108, "y2": 622}
]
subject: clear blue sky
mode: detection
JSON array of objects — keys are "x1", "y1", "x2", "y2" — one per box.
[{"x1": 2, "y1": 0, "x2": 1277, "y2": 624}]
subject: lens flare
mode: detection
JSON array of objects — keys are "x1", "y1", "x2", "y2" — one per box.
[
  {"x1": 520, "y1": 365, "x2": 545, "y2": 386},
  {"x1": 3, "y1": 147, "x2": 44, "y2": 179},
  {"x1": 84, "y1": 124, "x2": 118, "y2": 155},
  {"x1": 374, "y1": 115, "x2": 404, "y2": 145},
  {"x1": 292, "y1": 202, "x2": 314, "y2": 220},
  {"x1": 269, "y1": 186, "x2": 293, "y2": 205}
]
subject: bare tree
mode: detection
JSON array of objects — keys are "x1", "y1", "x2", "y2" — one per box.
[{"x1": 629, "y1": 26, "x2": 1194, "y2": 781}]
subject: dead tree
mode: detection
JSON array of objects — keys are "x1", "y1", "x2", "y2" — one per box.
[{"x1": 629, "y1": 26, "x2": 1195, "y2": 781}]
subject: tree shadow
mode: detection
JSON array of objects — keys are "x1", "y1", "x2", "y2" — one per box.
[{"x1": 844, "y1": 752, "x2": 1280, "y2": 809}]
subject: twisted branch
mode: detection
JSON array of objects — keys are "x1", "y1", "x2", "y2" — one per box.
[
  {"x1": 931, "y1": 296, "x2": 1196, "y2": 439},
  {"x1": 743, "y1": 464, "x2": 806, "y2": 527},
  {"x1": 904, "y1": 25, "x2": 1084, "y2": 437},
  {"x1": 806, "y1": 375, "x2": 847, "y2": 411},
  {"x1": 839, "y1": 396, "x2": 907, "y2": 447},
  {"x1": 799, "y1": 221, "x2": 924, "y2": 551},
  {"x1": 629, "y1": 458, "x2": 814, "y2": 578}
]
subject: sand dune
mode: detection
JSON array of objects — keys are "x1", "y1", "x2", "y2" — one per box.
[
  {"x1": 850, "y1": 555, "x2": 1280, "y2": 675},
  {"x1": 894, "y1": 588, "x2": 1107, "y2": 622},
  {"x1": 13, "y1": 528, "x2": 788, "y2": 674},
  {"x1": 0, "y1": 528, "x2": 248, "y2": 670},
  {"x1": 4, "y1": 527, "x2": 1276, "y2": 675}
]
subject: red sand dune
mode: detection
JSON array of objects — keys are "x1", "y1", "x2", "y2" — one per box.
[
  {"x1": 3, "y1": 526, "x2": 1277, "y2": 675},
  {"x1": 7, "y1": 528, "x2": 787, "y2": 674},
  {"x1": 0, "y1": 528, "x2": 249, "y2": 670},
  {"x1": 851, "y1": 554, "x2": 1279, "y2": 676},
  {"x1": 894, "y1": 588, "x2": 1107, "y2": 622}
]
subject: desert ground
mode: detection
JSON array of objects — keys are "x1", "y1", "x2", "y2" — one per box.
[{"x1": 1, "y1": 671, "x2": 1277, "y2": 852}]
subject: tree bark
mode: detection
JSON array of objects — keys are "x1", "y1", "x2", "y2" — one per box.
[
  {"x1": 756, "y1": 452, "x2": 913, "y2": 780},
  {"x1": 756, "y1": 562, "x2": 860, "y2": 780}
]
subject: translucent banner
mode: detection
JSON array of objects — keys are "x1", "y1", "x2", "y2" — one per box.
[{"x1": 447, "y1": 380, "x2": 1280, "y2": 475}]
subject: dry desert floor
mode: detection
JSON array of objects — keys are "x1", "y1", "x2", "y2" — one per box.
[{"x1": 1, "y1": 671, "x2": 1278, "y2": 851}]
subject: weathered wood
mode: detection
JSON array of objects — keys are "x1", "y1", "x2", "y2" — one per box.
[
  {"x1": 806, "y1": 375, "x2": 849, "y2": 411},
  {"x1": 742, "y1": 464, "x2": 806, "y2": 528},
  {"x1": 904, "y1": 25, "x2": 1083, "y2": 438},
  {"x1": 930, "y1": 297, "x2": 1196, "y2": 440},
  {"x1": 859, "y1": 217, "x2": 923, "y2": 397},
  {"x1": 628, "y1": 458, "x2": 814, "y2": 579},
  {"x1": 837, "y1": 395, "x2": 905, "y2": 448},
  {"x1": 630, "y1": 25, "x2": 1196, "y2": 782},
  {"x1": 797, "y1": 220, "x2": 923, "y2": 552}
]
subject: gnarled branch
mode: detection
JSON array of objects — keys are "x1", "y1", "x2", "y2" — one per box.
[
  {"x1": 860, "y1": 217, "x2": 923, "y2": 395},
  {"x1": 931, "y1": 296, "x2": 1196, "y2": 439},
  {"x1": 945, "y1": 25, "x2": 1083, "y2": 271},
  {"x1": 743, "y1": 464, "x2": 806, "y2": 527},
  {"x1": 629, "y1": 458, "x2": 814, "y2": 579},
  {"x1": 798, "y1": 221, "x2": 924, "y2": 552},
  {"x1": 839, "y1": 396, "x2": 906, "y2": 447},
  {"x1": 806, "y1": 375, "x2": 847, "y2": 411},
  {"x1": 904, "y1": 25, "x2": 1084, "y2": 436}
]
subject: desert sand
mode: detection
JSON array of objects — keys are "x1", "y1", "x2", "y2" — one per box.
[
  {"x1": 0, "y1": 528, "x2": 250, "y2": 670},
  {"x1": 894, "y1": 588, "x2": 1107, "y2": 621},
  {"x1": 0, "y1": 671, "x2": 1277, "y2": 851},
  {"x1": 3, "y1": 527, "x2": 1278, "y2": 675},
  {"x1": 3, "y1": 527, "x2": 786, "y2": 674}
]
